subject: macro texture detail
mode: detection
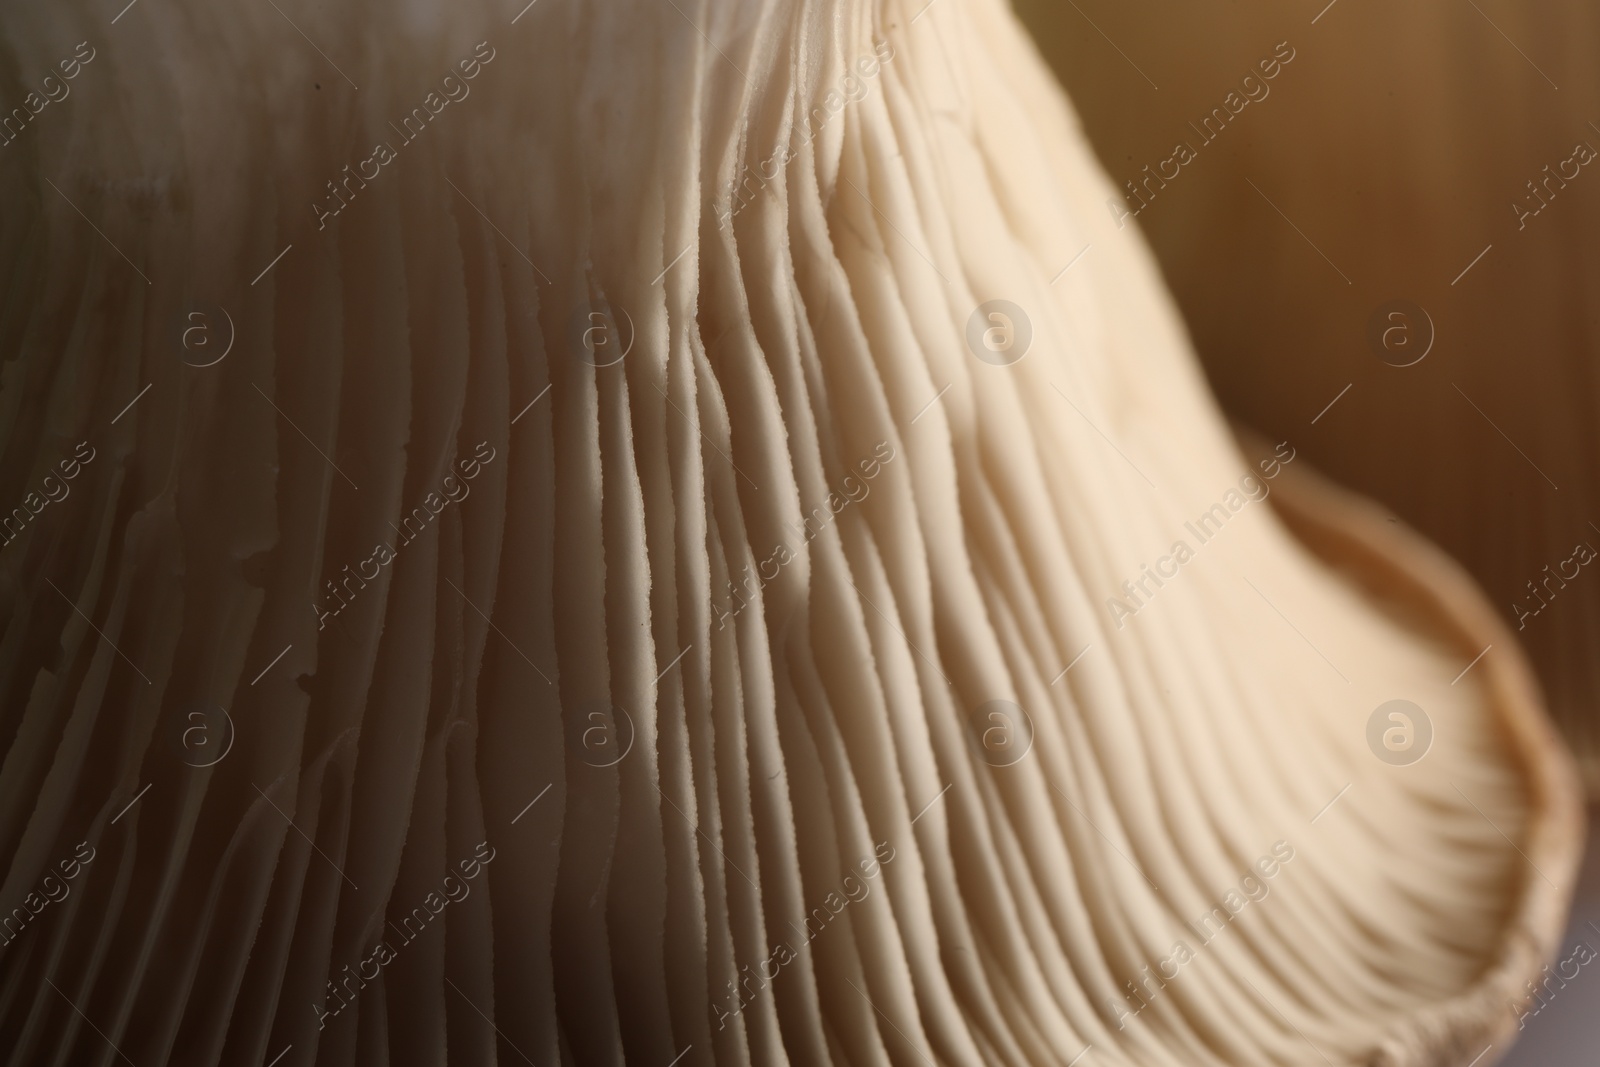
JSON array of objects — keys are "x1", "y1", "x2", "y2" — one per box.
[{"x1": 0, "y1": 0, "x2": 1583, "y2": 1065}]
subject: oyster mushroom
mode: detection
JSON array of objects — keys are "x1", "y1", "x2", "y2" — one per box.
[{"x1": 0, "y1": 0, "x2": 1581, "y2": 1064}]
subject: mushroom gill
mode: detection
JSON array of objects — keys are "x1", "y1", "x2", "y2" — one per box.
[{"x1": 0, "y1": 0, "x2": 1582, "y2": 1064}]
